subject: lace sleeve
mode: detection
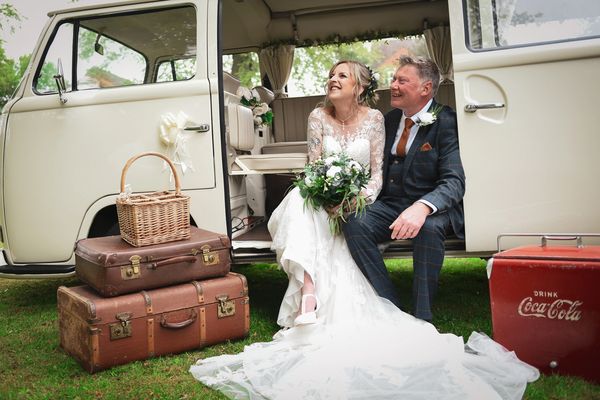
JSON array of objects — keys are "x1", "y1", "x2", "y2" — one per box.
[
  {"x1": 362, "y1": 110, "x2": 385, "y2": 203},
  {"x1": 307, "y1": 109, "x2": 323, "y2": 162}
]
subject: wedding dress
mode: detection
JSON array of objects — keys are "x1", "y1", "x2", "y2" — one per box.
[{"x1": 190, "y1": 107, "x2": 539, "y2": 399}]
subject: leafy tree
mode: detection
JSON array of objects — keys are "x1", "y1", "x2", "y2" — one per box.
[
  {"x1": 0, "y1": 3, "x2": 24, "y2": 108},
  {"x1": 289, "y1": 37, "x2": 428, "y2": 96},
  {"x1": 231, "y1": 52, "x2": 260, "y2": 88},
  {"x1": 0, "y1": 3, "x2": 20, "y2": 35}
]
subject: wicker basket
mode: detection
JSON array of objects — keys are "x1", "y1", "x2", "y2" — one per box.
[{"x1": 116, "y1": 152, "x2": 190, "y2": 247}]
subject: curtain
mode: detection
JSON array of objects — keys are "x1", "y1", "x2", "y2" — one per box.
[
  {"x1": 259, "y1": 45, "x2": 295, "y2": 98},
  {"x1": 424, "y1": 26, "x2": 453, "y2": 83}
]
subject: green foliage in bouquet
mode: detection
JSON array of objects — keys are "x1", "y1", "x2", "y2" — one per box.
[{"x1": 294, "y1": 153, "x2": 370, "y2": 234}]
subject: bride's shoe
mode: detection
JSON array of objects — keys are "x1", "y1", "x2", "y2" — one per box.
[{"x1": 294, "y1": 294, "x2": 320, "y2": 326}]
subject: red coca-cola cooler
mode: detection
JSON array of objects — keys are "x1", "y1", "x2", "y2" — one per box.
[{"x1": 488, "y1": 234, "x2": 600, "y2": 383}]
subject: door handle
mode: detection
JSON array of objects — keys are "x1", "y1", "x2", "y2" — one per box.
[
  {"x1": 464, "y1": 103, "x2": 505, "y2": 113},
  {"x1": 184, "y1": 123, "x2": 210, "y2": 132}
]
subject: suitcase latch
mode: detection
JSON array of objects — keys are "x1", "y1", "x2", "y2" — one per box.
[
  {"x1": 110, "y1": 312, "x2": 133, "y2": 340},
  {"x1": 216, "y1": 295, "x2": 235, "y2": 318},
  {"x1": 200, "y1": 245, "x2": 220, "y2": 266},
  {"x1": 121, "y1": 255, "x2": 142, "y2": 280}
]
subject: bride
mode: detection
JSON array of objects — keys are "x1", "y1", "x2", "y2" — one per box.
[{"x1": 190, "y1": 60, "x2": 539, "y2": 399}]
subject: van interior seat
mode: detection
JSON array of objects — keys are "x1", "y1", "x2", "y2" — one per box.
[
  {"x1": 269, "y1": 85, "x2": 455, "y2": 146},
  {"x1": 226, "y1": 102, "x2": 307, "y2": 175},
  {"x1": 223, "y1": 71, "x2": 241, "y2": 94}
]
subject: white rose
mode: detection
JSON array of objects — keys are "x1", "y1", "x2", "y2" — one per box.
[
  {"x1": 349, "y1": 160, "x2": 362, "y2": 171},
  {"x1": 304, "y1": 176, "x2": 313, "y2": 185},
  {"x1": 324, "y1": 155, "x2": 338, "y2": 165},
  {"x1": 418, "y1": 112, "x2": 435, "y2": 126},
  {"x1": 326, "y1": 165, "x2": 342, "y2": 177},
  {"x1": 254, "y1": 116, "x2": 263, "y2": 126},
  {"x1": 373, "y1": 72, "x2": 380, "y2": 81},
  {"x1": 253, "y1": 103, "x2": 269, "y2": 116},
  {"x1": 236, "y1": 86, "x2": 252, "y2": 100}
]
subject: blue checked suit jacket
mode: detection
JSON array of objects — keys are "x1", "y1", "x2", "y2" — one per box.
[{"x1": 380, "y1": 101, "x2": 466, "y2": 239}]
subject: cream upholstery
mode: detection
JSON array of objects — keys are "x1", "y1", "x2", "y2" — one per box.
[
  {"x1": 253, "y1": 86, "x2": 275, "y2": 105},
  {"x1": 227, "y1": 103, "x2": 255, "y2": 151},
  {"x1": 271, "y1": 95, "x2": 322, "y2": 142},
  {"x1": 226, "y1": 102, "x2": 307, "y2": 175},
  {"x1": 261, "y1": 141, "x2": 307, "y2": 154},
  {"x1": 223, "y1": 71, "x2": 241, "y2": 94}
]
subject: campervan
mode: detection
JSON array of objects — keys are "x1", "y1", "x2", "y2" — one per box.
[{"x1": 0, "y1": 0, "x2": 598, "y2": 277}]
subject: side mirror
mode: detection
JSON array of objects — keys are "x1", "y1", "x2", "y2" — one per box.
[
  {"x1": 94, "y1": 34, "x2": 104, "y2": 55},
  {"x1": 53, "y1": 58, "x2": 68, "y2": 104}
]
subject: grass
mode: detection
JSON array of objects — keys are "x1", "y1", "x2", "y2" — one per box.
[{"x1": 0, "y1": 258, "x2": 598, "y2": 400}]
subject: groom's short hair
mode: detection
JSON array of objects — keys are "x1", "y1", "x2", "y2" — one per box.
[{"x1": 398, "y1": 56, "x2": 441, "y2": 97}]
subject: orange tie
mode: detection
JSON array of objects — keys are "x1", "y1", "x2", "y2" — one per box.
[{"x1": 395, "y1": 118, "x2": 414, "y2": 157}]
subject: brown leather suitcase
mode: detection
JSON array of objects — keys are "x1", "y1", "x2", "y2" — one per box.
[
  {"x1": 57, "y1": 272, "x2": 249, "y2": 373},
  {"x1": 75, "y1": 226, "x2": 231, "y2": 296}
]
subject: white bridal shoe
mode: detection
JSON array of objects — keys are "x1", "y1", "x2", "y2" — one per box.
[{"x1": 294, "y1": 294, "x2": 320, "y2": 326}]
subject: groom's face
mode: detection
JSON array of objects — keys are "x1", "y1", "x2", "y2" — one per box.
[{"x1": 390, "y1": 65, "x2": 431, "y2": 113}]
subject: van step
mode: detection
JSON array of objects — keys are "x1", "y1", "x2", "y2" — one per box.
[{"x1": 0, "y1": 264, "x2": 75, "y2": 276}]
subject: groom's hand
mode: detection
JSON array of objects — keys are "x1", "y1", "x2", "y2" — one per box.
[{"x1": 389, "y1": 202, "x2": 431, "y2": 240}]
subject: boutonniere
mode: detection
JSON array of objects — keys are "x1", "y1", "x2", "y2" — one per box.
[{"x1": 416, "y1": 105, "x2": 443, "y2": 127}]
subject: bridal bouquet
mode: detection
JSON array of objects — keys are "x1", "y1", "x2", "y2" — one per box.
[{"x1": 294, "y1": 153, "x2": 370, "y2": 235}]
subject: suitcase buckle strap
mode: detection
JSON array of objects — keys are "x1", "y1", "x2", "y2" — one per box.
[
  {"x1": 216, "y1": 295, "x2": 236, "y2": 318},
  {"x1": 110, "y1": 312, "x2": 133, "y2": 340},
  {"x1": 200, "y1": 245, "x2": 220, "y2": 266},
  {"x1": 121, "y1": 256, "x2": 142, "y2": 280}
]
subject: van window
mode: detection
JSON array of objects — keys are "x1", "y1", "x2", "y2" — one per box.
[
  {"x1": 288, "y1": 36, "x2": 429, "y2": 97},
  {"x1": 34, "y1": 6, "x2": 196, "y2": 93},
  {"x1": 222, "y1": 52, "x2": 261, "y2": 88},
  {"x1": 35, "y1": 22, "x2": 74, "y2": 94},
  {"x1": 77, "y1": 27, "x2": 146, "y2": 89},
  {"x1": 156, "y1": 58, "x2": 196, "y2": 82},
  {"x1": 465, "y1": 0, "x2": 600, "y2": 50}
]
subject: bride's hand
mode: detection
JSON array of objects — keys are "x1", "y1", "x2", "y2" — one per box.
[{"x1": 326, "y1": 198, "x2": 357, "y2": 217}]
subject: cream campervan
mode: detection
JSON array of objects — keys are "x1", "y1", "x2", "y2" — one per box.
[{"x1": 0, "y1": 0, "x2": 599, "y2": 276}]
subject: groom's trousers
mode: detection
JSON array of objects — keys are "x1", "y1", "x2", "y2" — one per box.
[{"x1": 343, "y1": 199, "x2": 450, "y2": 322}]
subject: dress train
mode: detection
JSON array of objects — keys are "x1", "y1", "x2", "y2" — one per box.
[{"x1": 190, "y1": 188, "x2": 539, "y2": 399}]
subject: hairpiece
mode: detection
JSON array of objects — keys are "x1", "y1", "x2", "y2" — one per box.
[{"x1": 364, "y1": 65, "x2": 379, "y2": 104}]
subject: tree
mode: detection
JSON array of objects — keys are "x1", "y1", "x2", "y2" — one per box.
[
  {"x1": 0, "y1": 3, "x2": 23, "y2": 108},
  {"x1": 0, "y1": 3, "x2": 20, "y2": 35}
]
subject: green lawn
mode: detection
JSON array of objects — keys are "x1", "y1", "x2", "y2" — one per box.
[{"x1": 0, "y1": 259, "x2": 598, "y2": 399}]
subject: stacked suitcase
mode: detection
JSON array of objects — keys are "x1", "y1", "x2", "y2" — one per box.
[{"x1": 58, "y1": 226, "x2": 250, "y2": 373}]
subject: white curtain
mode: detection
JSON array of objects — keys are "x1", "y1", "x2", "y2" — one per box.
[
  {"x1": 424, "y1": 26, "x2": 453, "y2": 83},
  {"x1": 259, "y1": 45, "x2": 295, "y2": 98}
]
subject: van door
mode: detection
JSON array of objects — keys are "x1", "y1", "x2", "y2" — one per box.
[
  {"x1": 2, "y1": 0, "x2": 226, "y2": 264},
  {"x1": 448, "y1": 0, "x2": 600, "y2": 252}
]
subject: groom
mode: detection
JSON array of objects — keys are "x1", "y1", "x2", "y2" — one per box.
[{"x1": 343, "y1": 56, "x2": 465, "y2": 322}]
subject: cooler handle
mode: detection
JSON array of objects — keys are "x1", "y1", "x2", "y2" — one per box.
[
  {"x1": 497, "y1": 233, "x2": 600, "y2": 252},
  {"x1": 541, "y1": 235, "x2": 582, "y2": 248}
]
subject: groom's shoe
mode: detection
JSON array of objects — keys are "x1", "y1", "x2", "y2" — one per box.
[{"x1": 294, "y1": 294, "x2": 320, "y2": 326}]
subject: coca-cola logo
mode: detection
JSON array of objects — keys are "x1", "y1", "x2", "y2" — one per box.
[{"x1": 518, "y1": 296, "x2": 583, "y2": 321}]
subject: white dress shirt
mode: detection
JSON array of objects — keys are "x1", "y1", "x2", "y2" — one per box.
[{"x1": 390, "y1": 99, "x2": 438, "y2": 214}]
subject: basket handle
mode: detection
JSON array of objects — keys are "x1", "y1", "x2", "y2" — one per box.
[{"x1": 120, "y1": 152, "x2": 181, "y2": 195}]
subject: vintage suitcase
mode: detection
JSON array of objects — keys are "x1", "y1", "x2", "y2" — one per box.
[
  {"x1": 488, "y1": 234, "x2": 600, "y2": 383},
  {"x1": 75, "y1": 226, "x2": 231, "y2": 296},
  {"x1": 57, "y1": 272, "x2": 250, "y2": 373}
]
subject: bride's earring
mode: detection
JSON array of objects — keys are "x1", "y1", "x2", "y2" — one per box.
[{"x1": 294, "y1": 294, "x2": 320, "y2": 326}]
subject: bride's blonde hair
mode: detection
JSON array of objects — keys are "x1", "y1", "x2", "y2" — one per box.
[{"x1": 321, "y1": 60, "x2": 379, "y2": 111}]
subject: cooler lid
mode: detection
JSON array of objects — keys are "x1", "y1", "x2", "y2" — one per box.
[{"x1": 494, "y1": 245, "x2": 600, "y2": 262}]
